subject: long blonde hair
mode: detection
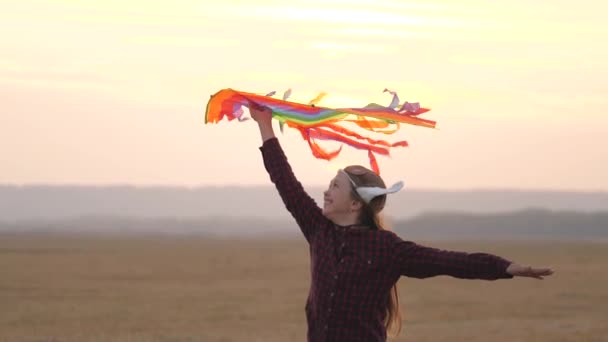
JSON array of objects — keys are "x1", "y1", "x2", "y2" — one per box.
[{"x1": 344, "y1": 165, "x2": 403, "y2": 336}]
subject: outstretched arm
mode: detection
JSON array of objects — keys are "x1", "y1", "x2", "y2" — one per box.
[
  {"x1": 251, "y1": 104, "x2": 331, "y2": 243},
  {"x1": 388, "y1": 234, "x2": 554, "y2": 280},
  {"x1": 389, "y1": 236, "x2": 514, "y2": 280}
]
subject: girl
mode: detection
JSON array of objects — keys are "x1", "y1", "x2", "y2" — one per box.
[{"x1": 251, "y1": 104, "x2": 553, "y2": 341}]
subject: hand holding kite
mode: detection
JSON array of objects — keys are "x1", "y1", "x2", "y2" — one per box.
[{"x1": 249, "y1": 102, "x2": 273, "y2": 125}]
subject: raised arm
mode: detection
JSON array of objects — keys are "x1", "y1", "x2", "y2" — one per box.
[
  {"x1": 252, "y1": 104, "x2": 331, "y2": 242},
  {"x1": 387, "y1": 234, "x2": 514, "y2": 280}
]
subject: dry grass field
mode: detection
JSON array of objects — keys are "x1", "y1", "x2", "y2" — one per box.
[{"x1": 1, "y1": 233, "x2": 607, "y2": 342}]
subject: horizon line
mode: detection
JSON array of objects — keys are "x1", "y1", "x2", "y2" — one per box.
[{"x1": 1, "y1": 183, "x2": 607, "y2": 193}]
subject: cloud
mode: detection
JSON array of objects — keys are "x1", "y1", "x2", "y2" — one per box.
[
  {"x1": 235, "y1": 5, "x2": 474, "y2": 29},
  {"x1": 308, "y1": 41, "x2": 396, "y2": 59},
  {"x1": 0, "y1": 64, "x2": 115, "y2": 90},
  {"x1": 122, "y1": 35, "x2": 239, "y2": 48}
]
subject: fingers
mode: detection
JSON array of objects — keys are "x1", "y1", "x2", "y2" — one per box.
[
  {"x1": 532, "y1": 267, "x2": 553, "y2": 275},
  {"x1": 528, "y1": 267, "x2": 554, "y2": 279},
  {"x1": 248, "y1": 100, "x2": 261, "y2": 110},
  {"x1": 248, "y1": 101, "x2": 269, "y2": 112},
  {"x1": 508, "y1": 263, "x2": 555, "y2": 279}
]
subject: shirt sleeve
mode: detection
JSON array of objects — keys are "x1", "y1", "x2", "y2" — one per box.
[
  {"x1": 387, "y1": 233, "x2": 514, "y2": 280},
  {"x1": 259, "y1": 137, "x2": 331, "y2": 243}
]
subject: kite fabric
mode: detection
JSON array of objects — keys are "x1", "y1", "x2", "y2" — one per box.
[{"x1": 204, "y1": 88, "x2": 436, "y2": 175}]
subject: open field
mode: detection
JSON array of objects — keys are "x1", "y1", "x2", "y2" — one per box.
[{"x1": 1, "y1": 233, "x2": 607, "y2": 341}]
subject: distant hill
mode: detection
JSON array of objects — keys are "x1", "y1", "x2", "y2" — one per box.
[
  {"x1": 2, "y1": 185, "x2": 607, "y2": 222},
  {"x1": 391, "y1": 208, "x2": 608, "y2": 240},
  {"x1": 1, "y1": 208, "x2": 606, "y2": 241}
]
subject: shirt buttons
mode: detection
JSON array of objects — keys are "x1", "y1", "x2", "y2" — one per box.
[
  {"x1": 324, "y1": 324, "x2": 328, "y2": 330},
  {"x1": 334, "y1": 274, "x2": 338, "y2": 279},
  {"x1": 330, "y1": 292, "x2": 334, "y2": 297},
  {"x1": 340, "y1": 259, "x2": 344, "y2": 263}
]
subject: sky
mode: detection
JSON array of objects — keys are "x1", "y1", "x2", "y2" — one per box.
[{"x1": 1, "y1": 0, "x2": 607, "y2": 191}]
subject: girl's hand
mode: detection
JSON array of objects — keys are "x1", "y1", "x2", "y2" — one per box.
[
  {"x1": 249, "y1": 102, "x2": 275, "y2": 142},
  {"x1": 249, "y1": 102, "x2": 273, "y2": 126},
  {"x1": 506, "y1": 263, "x2": 554, "y2": 279}
]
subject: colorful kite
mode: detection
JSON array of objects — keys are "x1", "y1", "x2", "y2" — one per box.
[{"x1": 204, "y1": 88, "x2": 436, "y2": 174}]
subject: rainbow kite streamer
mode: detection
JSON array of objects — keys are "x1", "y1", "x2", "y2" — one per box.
[{"x1": 204, "y1": 88, "x2": 436, "y2": 174}]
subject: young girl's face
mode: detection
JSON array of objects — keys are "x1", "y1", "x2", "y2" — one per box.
[{"x1": 322, "y1": 171, "x2": 359, "y2": 218}]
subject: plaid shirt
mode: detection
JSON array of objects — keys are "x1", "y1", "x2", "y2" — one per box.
[{"x1": 260, "y1": 137, "x2": 513, "y2": 342}]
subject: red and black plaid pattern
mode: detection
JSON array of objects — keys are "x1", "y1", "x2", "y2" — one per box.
[{"x1": 260, "y1": 137, "x2": 513, "y2": 342}]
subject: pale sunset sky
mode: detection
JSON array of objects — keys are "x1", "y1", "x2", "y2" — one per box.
[{"x1": 1, "y1": 0, "x2": 606, "y2": 191}]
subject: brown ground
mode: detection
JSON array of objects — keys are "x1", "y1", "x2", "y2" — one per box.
[{"x1": 1, "y1": 233, "x2": 606, "y2": 342}]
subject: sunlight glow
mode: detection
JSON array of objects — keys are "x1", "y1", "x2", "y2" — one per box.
[{"x1": 1, "y1": 0, "x2": 606, "y2": 189}]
